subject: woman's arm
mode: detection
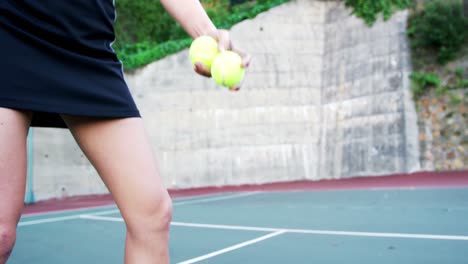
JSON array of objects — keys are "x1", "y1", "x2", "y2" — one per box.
[{"x1": 160, "y1": 0, "x2": 217, "y2": 39}]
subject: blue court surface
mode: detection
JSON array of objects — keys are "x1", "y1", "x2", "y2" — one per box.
[{"x1": 12, "y1": 187, "x2": 468, "y2": 263}]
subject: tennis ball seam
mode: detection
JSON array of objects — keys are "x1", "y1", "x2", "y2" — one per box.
[
  {"x1": 219, "y1": 61, "x2": 227, "y2": 86},
  {"x1": 211, "y1": 51, "x2": 244, "y2": 88}
]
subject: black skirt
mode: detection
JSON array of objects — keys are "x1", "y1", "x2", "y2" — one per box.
[{"x1": 0, "y1": 0, "x2": 140, "y2": 128}]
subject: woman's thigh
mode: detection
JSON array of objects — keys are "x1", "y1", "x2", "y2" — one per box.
[{"x1": 61, "y1": 116, "x2": 170, "y2": 227}]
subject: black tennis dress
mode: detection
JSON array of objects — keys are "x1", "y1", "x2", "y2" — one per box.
[{"x1": 0, "y1": 0, "x2": 140, "y2": 128}]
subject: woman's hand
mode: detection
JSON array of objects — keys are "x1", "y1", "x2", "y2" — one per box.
[
  {"x1": 159, "y1": 0, "x2": 251, "y2": 91},
  {"x1": 193, "y1": 29, "x2": 251, "y2": 92}
]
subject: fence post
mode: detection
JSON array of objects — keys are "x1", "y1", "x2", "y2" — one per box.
[{"x1": 24, "y1": 128, "x2": 35, "y2": 204}]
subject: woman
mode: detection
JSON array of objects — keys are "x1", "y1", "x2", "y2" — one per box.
[{"x1": 0, "y1": 0, "x2": 250, "y2": 263}]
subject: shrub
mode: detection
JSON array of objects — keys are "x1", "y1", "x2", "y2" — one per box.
[
  {"x1": 407, "y1": 0, "x2": 468, "y2": 64},
  {"x1": 344, "y1": 0, "x2": 412, "y2": 26},
  {"x1": 113, "y1": 0, "x2": 183, "y2": 49}
]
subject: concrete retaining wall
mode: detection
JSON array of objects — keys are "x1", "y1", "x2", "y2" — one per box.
[{"x1": 30, "y1": 0, "x2": 420, "y2": 201}]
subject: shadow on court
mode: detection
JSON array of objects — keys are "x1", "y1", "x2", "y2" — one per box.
[{"x1": 12, "y1": 185, "x2": 468, "y2": 264}]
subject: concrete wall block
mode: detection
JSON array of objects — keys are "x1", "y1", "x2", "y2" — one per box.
[
  {"x1": 251, "y1": 53, "x2": 323, "y2": 74},
  {"x1": 220, "y1": 124, "x2": 312, "y2": 147},
  {"x1": 348, "y1": 78, "x2": 374, "y2": 99},
  {"x1": 338, "y1": 97, "x2": 374, "y2": 119},
  {"x1": 322, "y1": 68, "x2": 339, "y2": 88},
  {"x1": 349, "y1": 44, "x2": 374, "y2": 65},
  {"x1": 246, "y1": 39, "x2": 324, "y2": 55},
  {"x1": 399, "y1": 32, "x2": 411, "y2": 53},
  {"x1": 324, "y1": 3, "x2": 348, "y2": 23},
  {"x1": 351, "y1": 61, "x2": 374, "y2": 80},
  {"x1": 170, "y1": 150, "x2": 205, "y2": 187},
  {"x1": 32, "y1": 128, "x2": 107, "y2": 201},
  {"x1": 342, "y1": 124, "x2": 372, "y2": 142},
  {"x1": 370, "y1": 92, "x2": 404, "y2": 115},
  {"x1": 370, "y1": 37, "x2": 391, "y2": 57},
  {"x1": 125, "y1": 52, "x2": 189, "y2": 82},
  {"x1": 154, "y1": 74, "x2": 215, "y2": 92},
  {"x1": 190, "y1": 90, "x2": 233, "y2": 110},
  {"x1": 371, "y1": 57, "x2": 391, "y2": 75},
  {"x1": 264, "y1": 88, "x2": 322, "y2": 106},
  {"x1": 370, "y1": 135, "x2": 405, "y2": 174},
  {"x1": 402, "y1": 112, "x2": 421, "y2": 173},
  {"x1": 371, "y1": 114, "x2": 404, "y2": 137},
  {"x1": 228, "y1": 144, "x2": 319, "y2": 184},
  {"x1": 341, "y1": 141, "x2": 371, "y2": 177},
  {"x1": 246, "y1": 70, "x2": 322, "y2": 89},
  {"x1": 372, "y1": 74, "x2": 404, "y2": 95},
  {"x1": 165, "y1": 143, "x2": 320, "y2": 188},
  {"x1": 238, "y1": 23, "x2": 324, "y2": 41}
]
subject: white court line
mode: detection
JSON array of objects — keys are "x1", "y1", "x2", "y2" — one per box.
[
  {"x1": 21, "y1": 192, "x2": 240, "y2": 218},
  {"x1": 81, "y1": 193, "x2": 257, "y2": 219},
  {"x1": 177, "y1": 231, "x2": 286, "y2": 264},
  {"x1": 18, "y1": 215, "x2": 84, "y2": 227},
  {"x1": 18, "y1": 192, "x2": 257, "y2": 227},
  {"x1": 173, "y1": 192, "x2": 257, "y2": 206},
  {"x1": 80, "y1": 215, "x2": 124, "y2": 222},
  {"x1": 78, "y1": 215, "x2": 468, "y2": 241},
  {"x1": 170, "y1": 222, "x2": 468, "y2": 241},
  {"x1": 80, "y1": 215, "x2": 468, "y2": 241}
]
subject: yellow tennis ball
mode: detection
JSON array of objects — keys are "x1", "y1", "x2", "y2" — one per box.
[
  {"x1": 211, "y1": 51, "x2": 245, "y2": 88},
  {"x1": 189, "y1": 36, "x2": 219, "y2": 69}
]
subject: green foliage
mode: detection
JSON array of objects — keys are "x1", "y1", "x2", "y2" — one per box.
[
  {"x1": 113, "y1": 0, "x2": 185, "y2": 49},
  {"x1": 344, "y1": 0, "x2": 412, "y2": 26},
  {"x1": 410, "y1": 71, "x2": 441, "y2": 98},
  {"x1": 455, "y1": 67, "x2": 465, "y2": 78},
  {"x1": 117, "y1": 39, "x2": 193, "y2": 70},
  {"x1": 457, "y1": 79, "x2": 468, "y2": 88},
  {"x1": 411, "y1": 67, "x2": 468, "y2": 99},
  {"x1": 114, "y1": 0, "x2": 290, "y2": 70},
  {"x1": 407, "y1": 0, "x2": 468, "y2": 64},
  {"x1": 449, "y1": 93, "x2": 463, "y2": 105}
]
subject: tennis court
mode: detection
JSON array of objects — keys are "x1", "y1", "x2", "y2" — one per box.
[{"x1": 12, "y1": 172, "x2": 468, "y2": 264}]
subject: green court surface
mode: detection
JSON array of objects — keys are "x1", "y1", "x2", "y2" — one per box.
[{"x1": 12, "y1": 188, "x2": 468, "y2": 263}]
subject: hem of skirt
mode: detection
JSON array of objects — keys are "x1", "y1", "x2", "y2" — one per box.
[{"x1": 0, "y1": 99, "x2": 141, "y2": 128}]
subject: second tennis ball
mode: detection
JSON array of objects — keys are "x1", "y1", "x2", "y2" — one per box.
[
  {"x1": 211, "y1": 51, "x2": 245, "y2": 87},
  {"x1": 189, "y1": 36, "x2": 219, "y2": 69}
]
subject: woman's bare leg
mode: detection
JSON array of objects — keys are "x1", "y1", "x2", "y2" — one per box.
[
  {"x1": 61, "y1": 116, "x2": 171, "y2": 264},
  {"x1": 0, "y1": 108, "x2": 31, "y2": 264}
]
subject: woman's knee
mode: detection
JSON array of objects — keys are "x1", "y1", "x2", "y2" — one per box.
[
  {"x1": 151, "y1": 191, "x2": 173, "y2": 229},
  {"x1": 126, "y1": 190, "x2": 173, "y2": 235},
  {"x1": 0, "y1": 223, "x2": 17, "y2": 258}
]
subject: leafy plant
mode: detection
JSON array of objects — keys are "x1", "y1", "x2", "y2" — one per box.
[
  {"x1": 407, "y1": 0, "x2": 468, "y2": 64},
  {"x1": 344, "y1": 0, "x2": 412, "y2": 26},
  {"x1": 449, "y1": 93, "x2": 463, "y2": 105},
  {"x1": 411, "y1": 67, "x2": 468, "y2": 99},
  {"x1": 457, "y1": 79, "x2": 468, "y2": 88},
  {"x1": 410, "y1": 71, "x2": 441, "y2": 98},
  {"x1": 455, "y1": 67, "x2": 465, "y2": 78},
  {"x1": 117, "y1": 39, "x2": 193, "y2": 70}
]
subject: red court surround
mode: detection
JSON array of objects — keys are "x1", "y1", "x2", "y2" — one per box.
[{"x1": 23, "y1": 170, "x2": 468, "y2": 215}]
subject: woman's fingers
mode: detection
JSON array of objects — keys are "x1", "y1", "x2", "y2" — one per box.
[
  {"x1": 194, "y1": 62, "x2": 211, "y2": 77},
  {"x1": 233, "y1": 47, "x2": 252, "y2": 68},
  {"x1": 215, "y1": 29, "x2": 232, "y2": 52},
  {"x1": 229, "y1": 84, "x2": 241, "y2": 92}
]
